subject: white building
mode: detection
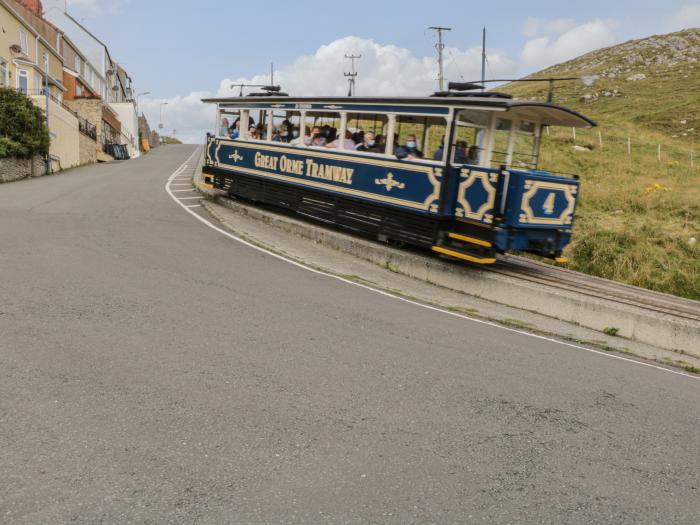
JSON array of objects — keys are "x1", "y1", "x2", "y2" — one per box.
[{"x1": 44, "y1": 3, "x2": 140, "y2": 157}]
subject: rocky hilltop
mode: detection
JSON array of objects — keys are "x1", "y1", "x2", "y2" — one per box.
[{"x1": 506, "y1": 29, "x2": 700, "y2": 140}]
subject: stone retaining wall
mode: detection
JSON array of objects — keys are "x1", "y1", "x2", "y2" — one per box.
[{"x1": 0, "y1": 156, "x2": 48, "y2": 183}]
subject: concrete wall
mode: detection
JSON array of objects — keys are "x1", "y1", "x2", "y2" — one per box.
[
  {"x1": 31, "y1": 94, "x2": 79, "y2": 169},
  {"x1": 78, "y1": 131, "x2": 96, "y2": 165},
  {"x1": 0, "y1": 155, "x2": 47, "y2": 182},
  {"x1": 109, "y1": 101, "x2": 139, "y2": 158}
]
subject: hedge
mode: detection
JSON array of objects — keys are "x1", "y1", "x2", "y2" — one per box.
[{"x1": 0, "y1": 87, "x2": 50, "y2": 159}]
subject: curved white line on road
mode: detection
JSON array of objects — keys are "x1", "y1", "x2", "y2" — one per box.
[{"x1": 167, "y1": 147, "x2": 699, "y2": 382}]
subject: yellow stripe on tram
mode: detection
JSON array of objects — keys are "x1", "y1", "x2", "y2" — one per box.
[
  {"x1": 432, "y1": 246, "x2": 496, "y2": 264},
  {"x1": 448, "y1": 232, "x2": 492, "y2": 248}
]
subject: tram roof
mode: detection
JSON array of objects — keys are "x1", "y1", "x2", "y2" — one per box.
[{"x1": 202, "y1": 95, "x2": 597, "y2": 128}]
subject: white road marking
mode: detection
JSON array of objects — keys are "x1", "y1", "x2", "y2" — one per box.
[
  {"x1": 171, "y1": 189, "x2": 195, "y2": 193},
  {"x1": 177, "y1": 196, "x2": 202, "y2": 200},
  {"x1": 165, "y1": 148, "x2": 699, "y2": 382},
  {"x1": 185, "y1": 204, "x2": 202, "y2": 209},
  {"x1": 171, "y1": 184, "x2": 193, "y2": 187}
]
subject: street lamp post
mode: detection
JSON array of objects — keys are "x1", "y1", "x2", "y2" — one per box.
[
  {"x1": 159, "y1": 102, "x2": 168, "y2": 143},
  {"x1": 136, "y1": 91, "x2": 150, "y2": 117}
]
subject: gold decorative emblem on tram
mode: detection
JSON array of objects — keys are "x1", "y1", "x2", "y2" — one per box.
[
  {"x1": 228, "y1": 150, "x2": 244, "y2": 163},
  {"x1": 375, "y1": 172, "x2": 406, "y2": 192}
]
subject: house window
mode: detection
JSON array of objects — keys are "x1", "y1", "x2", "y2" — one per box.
[
  {"x1": 43, "y1": 52, "x2": 49, "y2": 73},
  {"x1": 17, "y1": 69, "x2": 28, "y2": 93},
  {"x1": 76, "y1": 84, "x2": 83, "y2": 97},
  {"x1": 19, "y1": 30, "x2": 29, "y2": 55},
  {"x1": 74, "y1": 55, "x2": 81, "y2": 73},
  {"x1": 0, "y1": 59, "x2": 7, "y2": 87}
]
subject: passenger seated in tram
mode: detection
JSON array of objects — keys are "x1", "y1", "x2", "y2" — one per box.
[
  {"x1": 228, "y1": 120, "x2": 241, "y2": 139},
  {"x1": 375, "y1": 134, "x2": 386, "y2": 150},
  {"x1": 454, "y1": 141, "x2": 469, "y2": 164},
  {"x1": 249, "y1": 125, "x2": 261, "y2": 140},
  {"x1": 310, "y1": 127, "x2": 327, "y2": 147},
  {"x1": 219, "y1": 117, "x2": 230, "y2": 137},
  {"x1": 466, "y1": 145, "x2": 481, "y2": 165},
  {"x1": 396, "y1": 134, "x2": 424, "y2": 160},
  {"x1": 326, "y1": 130, "x2": 356, "y2": 150},
  {"x1": 433, "y1": 135, "x2": 446, "y2": 161},
  {"x1": 290, "y1": 126, "x2": 311, "y2": 146},
  {"x1": 356, "y1": 132, "x2": 382, "y2": 153},
  {"x1": 352, "y1": 130, "x2": 364, "y2": 146},
  {"x1": 272, "y1": 123, "x2": 291, "y2": 143}
]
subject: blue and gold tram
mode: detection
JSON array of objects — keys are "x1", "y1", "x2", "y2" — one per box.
[{"x1": 202, "y1": 89, "x2": 595, "y2": 264}]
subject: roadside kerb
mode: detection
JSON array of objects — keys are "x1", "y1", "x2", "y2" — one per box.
[{"x1": 194, "y1": 160, "x2": 698, "y2": 356}]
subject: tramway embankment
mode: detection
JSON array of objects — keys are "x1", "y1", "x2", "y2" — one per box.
[{"x1": 191, "y1": 153, "x2": 699, "y2": 368}]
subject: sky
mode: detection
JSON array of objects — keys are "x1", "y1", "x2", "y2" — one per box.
[{"x1": 43, "y1": 0, "x2": 700, "y2": 143}]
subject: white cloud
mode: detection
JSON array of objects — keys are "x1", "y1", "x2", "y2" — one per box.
[
  {"x1": 140, "y1": 92, "x2": 215, "y2": 145},
  {"x1": 520, "y1": 19, "x2": 618, "y2": 71},
  {"x1": 666, "y1": 3, "x2": 700, "y2": 31},
  {"x1": 522, "y1": 17, "x2": 577, "y2": 39},
  {"x1": 148, "y1": 36, "x2": 516, "y2": 143},
  {"x1": 217, "y1": 36, "x2": 516, "y2": 98}
]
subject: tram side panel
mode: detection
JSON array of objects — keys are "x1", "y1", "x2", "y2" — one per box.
[
  {"x1": 441, "y1": 164, "x2": 580, "y2": 259},
  {"x1": 204, "y1": 136, "x2": 452, "y2": 247},
  {"x1": 496, "y1": 169, "x2": 579, "y2": 257}
]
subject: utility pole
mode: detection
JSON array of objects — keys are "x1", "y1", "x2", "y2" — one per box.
[
  {"x1": 481, "y1": 27, "x2": 486, "y2": 92},
  {"x1": 344, "y1": 54, "x2": 361, "y2": 96},
  {"x1": 429, "y1": 26, "x2": 451, "y2": 91},
  {"x1": 270, "y1": 63, "x2": 274, "y2": 86}
]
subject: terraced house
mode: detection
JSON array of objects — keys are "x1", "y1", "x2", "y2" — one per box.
[
  {"x1": 44, "y1": 5, "x2": 140, "y2": 159},
  {"x1": 0, "y1": 0, "x2": 83, "y2": 169},
  {"x1": 1, "y1": 0, "x2": 144, "y2": 171}
]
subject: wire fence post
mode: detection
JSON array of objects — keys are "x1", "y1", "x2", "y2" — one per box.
[
  {"x1": 572, "y1": 127, "x2": 576, "y2": 142},
  {"x1": 658, "y1": 143, "x2": 661, "y2": 162},
  {"x1": 627, "y1": 137, "x2": 631, "y2": 155},
  {"x1": 598, "y1": 131, "x2": 603, "y2": 149},
  {"x1": 691, "y1": 147, "x2": 695, "y2": 168}
]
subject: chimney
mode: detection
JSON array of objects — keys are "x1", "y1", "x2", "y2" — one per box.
[{"x1": 15, "y1": 0, "x2": 44, "y2": 17}]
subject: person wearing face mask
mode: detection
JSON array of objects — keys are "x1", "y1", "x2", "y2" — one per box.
[
  {"x1": 290, "y1": 126, "x2": 311, "y2": 146},
  {"x1": 356, "y1": 131, "x2": 382, "y2": 153},
  {"x1": 310, "y1": 126, "x2": 327, "y2": 147},
  {"x1": 396, "y1": 134, "x2": 424, "y2": 160}
]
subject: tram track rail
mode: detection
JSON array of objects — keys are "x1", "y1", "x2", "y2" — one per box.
[{"x1": 492, "y1": 255, "x2": 700, "y2": 323}]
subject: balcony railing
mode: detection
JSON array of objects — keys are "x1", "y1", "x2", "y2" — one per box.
[
  {"x1": 17, "y1": 87, "x2": 98, "y2": 142},
  {"x1": 78, "y1": 117, "x2": 97, "y2": 141}
]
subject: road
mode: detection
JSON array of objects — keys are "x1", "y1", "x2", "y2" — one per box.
[{"x1": 1, "y1": 145, "x2": 698, "y2": 524}]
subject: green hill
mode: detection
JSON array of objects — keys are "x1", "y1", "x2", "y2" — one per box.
[{"x1": 502, "y1": 29, "x2": 700, "y2": 300}]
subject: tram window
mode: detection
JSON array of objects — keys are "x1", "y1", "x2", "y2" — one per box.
[
  {"x1": 270, "y1": 110, "x2": 301, "y2": 143},
  {"x1": 395, "y1": 116, "x2": 446, "y2": 161},
  {"x1": 218, "y1": 110, "x2": 240, "y2": 138},
  {"x1": 453, "y1": 109, "x2": 489, "y2": 165},
  {"x1": 302, "y1": 112, "x2": 341, "y2": 147},
  {"x1": 452, "y1": 124, "x2": 484, "y2": 165},
  {"x1": 235, "y1": 109, "x2": 263, "y2": 140},
  {"x1": 490, "y1": 118, "x2": 512, "y2": 167},
  {"x1": 456, "y1": 109, "x2": 491, "y2": 128},
  {"x1": 511, "y1": 120, "x2": 538, "y2": 169},
  {"x1": 346, "y1": 113, "x2": 389, "y2": 153}
]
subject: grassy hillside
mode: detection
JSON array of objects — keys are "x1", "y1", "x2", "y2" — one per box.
[{"x1": 502, "y1": 29, "x2": 700, "y2": 300}]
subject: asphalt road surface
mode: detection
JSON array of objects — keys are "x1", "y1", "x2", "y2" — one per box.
[{"x1": 1, "y1": 145, "x2": 699, "y2": 524}]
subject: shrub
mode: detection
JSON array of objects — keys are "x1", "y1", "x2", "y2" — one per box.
[{"x1": 0, "y1": 87, "x2": 50, "y2": 159}]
